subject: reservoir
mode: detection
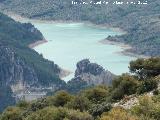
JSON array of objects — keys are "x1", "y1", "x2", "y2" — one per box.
[{"x1": 32, "y1": 22, "x2": 136, "y2": 81}]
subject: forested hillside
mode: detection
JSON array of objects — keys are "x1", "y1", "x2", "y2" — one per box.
[
  {"x1": 0, "y1": 13, "x2": 63, "y2": 85},
  {"x1": 0, "y1": 0, "x2": 160, "y2": 56},
  {"x1": 0, "y1": 57, "x2": 160, "y2": 120},
  {"x1": 0, "y1": 12, "x2": 65, "y2": 111}
]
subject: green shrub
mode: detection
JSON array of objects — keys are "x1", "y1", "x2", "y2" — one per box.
[
  {"x1": 29, "y1": 98, "x2": 49, "y2": 112},
  {"x1": 16, "y1": 101, "x2": 30, "y2": 110},
  {"x1": 100, "y1": 107, "x2": 138, "y2": 120},
  {"x1": 111, "y1": 74, "x2": 138, "y2": 100},
  {"x1": 131, "y1": 95, "x2": 160, "y2": 120},
  {"x1": 24, "y1": 107, "x2": 66, "y2": 120},
  {"x1": 89, "y1": 102, "x2": 112, "y2": 117},
  {"x1": 53, "y1": 91, "x2": 72, "y2": 107},
  {"x1": 137, "y1": 79, "x2": 158, "y2": 94},
  {"x1": 129, "y1": 58, "x2": 160, "y2": 79},
  {"x1": 24, "y1": 107, "x2": 93, "y2": 120},
  {"x1": 153, "y1": 89, "x2": 159, "y2": 95},
  {"x1": 0, "y1": 107, "x2": 22, "y2": 120},
  {"x1": 66, "y1": 109, "x2": 93, "y2": 120},
  {"x1": 66, "y1": 96, "x2": 91, "y2": 112},
  {"x1": 81, "y1": 86, "x2": 110, "y2": 104}
]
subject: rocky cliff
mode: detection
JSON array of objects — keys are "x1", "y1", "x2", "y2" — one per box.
[
  {"x1": 0, "y1": 45, "x2": 38, "y2": 87},
  {"x1": 0, "y1": 12, "x2": 66, "y2": 111},
  {"x1": 74, "y1": 59, "x2": 115, "y2": 86}
]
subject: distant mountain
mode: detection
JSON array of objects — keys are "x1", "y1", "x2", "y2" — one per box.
[
  {"x1": 0, "y1": 12, "x2": 66, "y2": 111},
  {"x1": 0, "y1": 0, "x2": 160, "y2": 56}
]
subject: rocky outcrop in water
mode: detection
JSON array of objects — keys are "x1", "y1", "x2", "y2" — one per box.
[
  {"x1": 74, "y1": 59, "x2": 115, "y2": 86},
  {"x1": 75, "y1": 59, "x2": 104, "y2": 76}
]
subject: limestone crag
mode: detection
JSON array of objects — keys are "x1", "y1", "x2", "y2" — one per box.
[
  {"x1": 74, "y1": 59, "x2": 115, "y2": 86},
  {"x1": 0, "y1": 44, "x2": 38, "y2": 88},
  {"x1": 0, "y1": 44, "x2": 60, "y2": 103},
  {"x1": 0, "y1": 12, "x2": 65, "y2": 111},
  {"x1": 113, "y1": 95, "x2": 139, "y2": 109}
]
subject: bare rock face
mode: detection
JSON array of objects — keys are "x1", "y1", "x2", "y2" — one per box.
[
  {"x1": 74, "y1": 59, "x2": 115, "y2": 86},
  {"x1": 0, "y1": 44, "x2": 61, "y2": 104},
  {"x1": 113, "y1": 95, "x2": 138, "y2": 109},
  {"x1": 0, "y1": 44, "x2": 38, "y2": 88},
  {"x1": 75, "y1": 59, "x2": 104, "y2": 76},
  {"x1": 0, "y1": 45, "x2": 38, "y2": 111}
]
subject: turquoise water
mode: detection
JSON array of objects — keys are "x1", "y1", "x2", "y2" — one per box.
[{"x1": 32, "y1": 22, "x2": 136, "y2": 81}]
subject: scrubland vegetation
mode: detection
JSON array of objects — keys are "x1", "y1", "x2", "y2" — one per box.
[{"x1": 1, "y1": 57, "x2": 160, "y2": 120}]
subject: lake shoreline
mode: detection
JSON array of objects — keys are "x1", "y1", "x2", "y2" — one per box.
[
  {"x1": 99, "y1": 39, "x2": 148, "y2": 58},
  {"x1": 28, "y1": 39, "x2": 72, "y2": 81},
  {"x1": 4, "y1": 11, "x2": 126, "y2": 34},
  {"x1": 2, "y1": 11, "x2": 148, "y2": 59},
  {"x1": 28, "y1": 39, "x2": 48, "y2": 49},
  {"x1": 3, "y1": 11, "x2": 147, "y2": 80}
]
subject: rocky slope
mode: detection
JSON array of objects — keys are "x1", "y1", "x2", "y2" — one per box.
[
  {"x1": 65, "y1": 59, "x2": 115, "y2": 93},
  {"x1": 0, "y1": 12, "x2": 66, "y2": 111},
  {"x1": 0, "y1": 45, "x2": 38, "y2": 87},
  {"x1": 74, "y1": 59, "x2": 115, "y2": 86}
]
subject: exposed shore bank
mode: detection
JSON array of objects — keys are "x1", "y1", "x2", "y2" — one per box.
[
  {"x1": 3, "y1": 11, "x2": 148, "y2": 79},
  {"x1": 5, "y1": 11, "x2": 147, "y2": 58},
  {"x1": 4, "y1": 11, "x2": 126, "y2": 34},
  {"x1": 28, "y1": 39, "x2": 72, "y2": 80},
  {"x1": 5, "y1": 12, "x2": 149, "y2": 58},
  {"x1": 28, "y1": 39, "x2": 48, "y2": 49},
  {"x1": 2, "y1": 11, "x2": 149, "y2": 59},
  {"x1": 99, "y1": 39, "x2": 148, "y2": 58}
]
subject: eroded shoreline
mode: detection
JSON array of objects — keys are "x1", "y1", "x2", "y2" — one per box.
[
  {"x1": 4, "y1": 11, "x2": 126, "y2": 34},
  {"x1": 28, "y1": 39, "x2": 48, "y2": 49},
  {"x1": 99, "y1": 39, "x2": 148, "y2": 58},
  {"x1": 28, "y1": 39, "x2": 72, "y2": 80}
]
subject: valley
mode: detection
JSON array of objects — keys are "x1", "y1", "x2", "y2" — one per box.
[
  {"x1": 32, "y1": 22, "x2": 136, "y2": 81},
  {"x1": 0, "y1": 1, "x2": 160, "y2": 118}
]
